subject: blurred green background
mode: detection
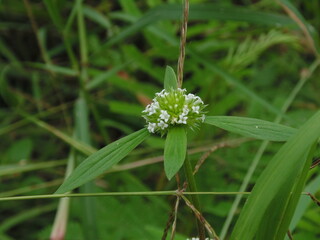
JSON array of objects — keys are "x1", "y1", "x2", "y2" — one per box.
[{"x1": 0, "y1": 0, "x2": 319, "y2": 239}]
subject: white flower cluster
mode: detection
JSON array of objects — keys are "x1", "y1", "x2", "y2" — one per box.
[{"x1": 142, "y1": 88, "x2": 206, "y2": 134}]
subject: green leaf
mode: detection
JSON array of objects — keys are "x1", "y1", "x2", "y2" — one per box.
[
  {"x1": 21, "y1": 113, "x2": 96, "y2": 156},
  {"x1": 164, "y1": 66, "x2": 178, "y2": 90},
  {"x1": 270, "y1": 143, "x2": 315, "y2": 239},
  {"x1": 286, "y1": 174, "x2": 320, "y2": 237},
  {"x1": 0, "y1": 160, "x2": 66, "y2": 177},
  {"x1": 86, "y1": 62, "x2": 130, "y2": 90},
  {"x1": 230, "y1": 110, "x2": 320, "y2": 240},
  {"x1": 74, "y1": 96, "x2": 99, "y2": 240},
  {"x1": 55, "y1": 128, "x2": 150, "y2": 194},
  {"x1": 204, "y1": 116, "x2": 297, "y2": 141},
  {"x1": 83, "y1": 6, "x2": 112, "y2": 31},
  {"x1": 164, "y1": 127, "x2": 187, "y2": 180},
  {"x1": 27, "y1": 62, "x2": 78, "y2": 76}
]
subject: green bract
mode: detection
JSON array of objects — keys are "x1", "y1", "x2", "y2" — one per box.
[{"x1": 142, "y1": 88, "x2": 206, "y2": 135}]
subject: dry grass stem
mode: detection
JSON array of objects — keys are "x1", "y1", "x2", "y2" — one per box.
[
  {"x1": 180, "y1": 195, "x2": 220, "y2": 240},
  {"x1": 170, "y1": 196, "x2": 181, "y2": 240},
  {"x1": 177, "y1": 0, "x2": 189, "y2": 88},
  {"x1": 193, "y1": 140, "x2": 246, "y2": 175}
]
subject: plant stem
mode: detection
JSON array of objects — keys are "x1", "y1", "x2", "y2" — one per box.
[
  {"x1": 177, "y1": 0, "x2": 189, "y2": 88},
  {"x1": 0, "y1": 191, "x2": 254, "y2": 202},
  {"x1": 184, "y1": 155, "x2": 206, "y2": 240}
]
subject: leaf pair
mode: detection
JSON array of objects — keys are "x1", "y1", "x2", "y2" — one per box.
[{"x1": 55, "y1": 66, "x2": 181, "y2": 194}]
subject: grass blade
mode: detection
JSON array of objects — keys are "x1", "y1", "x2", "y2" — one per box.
[
  {"x1": 286, "y1": 174, "x2": 320, "y2": 239},
  {"x1": 74, "y1": 97, "x2": 98, "y2": 239},
  {"x1": 55, "y1": 128, "x2": 150, "y2": 194},
  {"x1": 27, "y1": 62, "x2": 78, "y2": 76},
  {"x1": 0, "y1": 160, "x2": 66, "y2": 177},
  {"x1": 86, "y1": 62, "x2": 130, "y2": 90},
  {"x1": 0, "y1": 204, "x2": 56, "y2": 232},
  {"x1": 50, "y1": 152, "x2": 75, "y2": 240},
  {"x1": 205, "y1": 116, "x2": 297, "y2": 141},
  {"x1": 164, "y1": 127, "x2": 187, "y2": 180},
  {"x1": 21, "y1": 113, "x2": 96, "y2": 156},
  {"x1": 230, "y1": 110, "x2": 320, "y2": 240},
  {"x1": 271, "y1": 143, "x2": 316, "y2": 240},
  {"x1": 83, "y1": 6, "x2": 112, "y2": 31}
]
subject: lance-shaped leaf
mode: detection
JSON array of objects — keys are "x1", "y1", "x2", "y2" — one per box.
[
  {"x1": 55, "y1": 128, "x2": 150, "y2": 194},
  {"x1": 164, "y1": 66, "x2": 178, "y2": 90},
  {"x1": 164, "y1": 127, "x2": 187, "y2": 180},
  {"x1": 205, "y1": 116, "x2": 297, "y2": 141},
  {"x1": 230, "y1": 110, "x2": 320, "y2": 240}
]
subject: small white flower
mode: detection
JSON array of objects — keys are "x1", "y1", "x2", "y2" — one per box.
[
  {"x1": 160, "y1": 110, "x2": 170, "y2": 122},
  {"x1": 171, "y1": 117, "x2": 178, "y2": 124},
  {"x1": 185, "y1": 93, "x2": 195, "y2": 101},
  {"x1": 147, "y1": 123, "x2": 157, "y2": 133},
  {"x1": 194, "y1": 96, "x2": 204, "y2": 105},
  {"x1": 177, "y1": 114, "x2": 188, "y2": 124},
  {"x1": 192, "y1": 105, "x2": 200, "y2": 114},
  {"x1": 158, "y1": 120, "x2": 168, "y2": 129},
  {"x1": 156, "y1": 89, "x2": 165, "y2": 97},
  {"x1": 148, "y1": 106, "x2": 157, "y2": 115},
  {"x1": 153, "y1": 101, "x2": 159, "y2": 108}
]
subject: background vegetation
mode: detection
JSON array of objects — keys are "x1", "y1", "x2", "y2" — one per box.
[{"x1": 0, "y1": 0, "x2": 319, "y2": 239}]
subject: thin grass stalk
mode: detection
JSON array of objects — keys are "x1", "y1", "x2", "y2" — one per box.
[
  {"x1": 50, "y1": 152, "x2": 75, "y2": 240},
  {"x1": 0, "y1": 191, "x2": 255, "y2": 202},
  {"x1": 22, "y1": 0, "x2": 51, "y2": 64},
  {"x1": 180, "y1": 195, "x2": 219, "y2": 240},
  {"x1": 76, "y1": 2, "x2": 99, "y2": 239},
  {"x1": 0, "y1": 179, "x2": 63, "y2": 198},
  {"x1": 177, "y1": 1, "x2": 206, "y2": 237},
  {"x1": 170, "y1": 196, "x2": 180, "y2": 240},
  {"x1": 177, "y1": 0, "x2": 189, "y2": 88}
]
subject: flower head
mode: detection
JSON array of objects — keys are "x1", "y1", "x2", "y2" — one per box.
[{"x1": 142, "y1": 88, "x2": 206, "y2": 134}]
